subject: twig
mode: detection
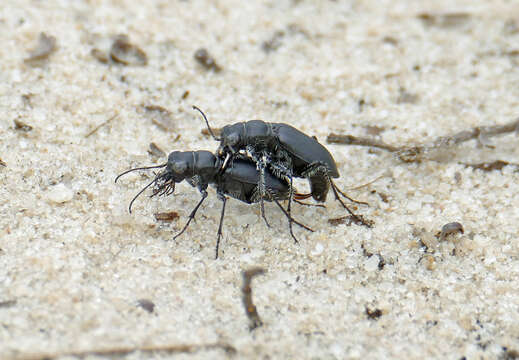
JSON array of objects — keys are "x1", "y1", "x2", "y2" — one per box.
[
  {"x1": 327, "y1": 117, "x2": 519, "y2": 163},
  {"x1": 85, "y1": 113, "x2": 118, "y2": 138},
  {"x1": 13, "y1": 342, "x2": 236, "y2": 360},
  {"x1": 461, "y1": 160, "x2": 519, "y2": 172},
  {"x1": 327, "y1": 134, "x2": 399, "y2": 152},
  {"x1": 242, "y1": 267, "x2": 266, "y2": 330}
]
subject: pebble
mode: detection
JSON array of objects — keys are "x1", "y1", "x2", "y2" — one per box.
[
  {"x1": 46, "y1": 183, "x2": 73, "y2": 203},
  {"x1": 364, "y1": 255, "x2": 380, "y2": 272}
]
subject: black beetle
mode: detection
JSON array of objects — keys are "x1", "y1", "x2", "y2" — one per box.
[
  {"x1": 194, "y1": 106, "x2": 371, "y2": 229},
  {"x1": 115, "y1": 150, "x2": 313, "y2": 258}
]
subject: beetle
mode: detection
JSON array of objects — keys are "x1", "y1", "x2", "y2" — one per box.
[
  {"x1": 194, "y1": 106, "x2": 371, "y2": 231},
  {"x1": 115, "y1": 150, "x2": 313, "y2": 258}
]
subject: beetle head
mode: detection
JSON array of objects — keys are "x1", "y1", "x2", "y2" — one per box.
[
  {"x1": 165, "y1": 151, "x2": 192, "y2": 182},
  {"x1": 220, "y1": 123, "x2": 244, "y2": 154}
]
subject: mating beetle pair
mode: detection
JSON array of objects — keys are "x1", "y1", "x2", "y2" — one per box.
[
  {"x1": 116, "y1": 106, "x2": 370, "y2": 258},
  {"x1": 196, "y1": 106, "x2": 370, "y2": 226},
  {"x1": 115, "y1": 150, "x2": 313, "y2": 258}
]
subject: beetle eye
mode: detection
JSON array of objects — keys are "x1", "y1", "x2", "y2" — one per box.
[
  {"x1": 171, "y1": 161, "x2": 187, "y2": 173},
  {"x1": 227, "y1": 133, "x2": 239, "y2": 146}
]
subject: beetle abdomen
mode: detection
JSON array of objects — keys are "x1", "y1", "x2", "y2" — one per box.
[{"x1": 272, "y1": 123, "x2": 339, "y2": 178}]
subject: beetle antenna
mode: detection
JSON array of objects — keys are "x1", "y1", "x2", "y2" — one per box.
[
  {"x1": 127, "y1": 175, "x2": 162, "y2": 213},
  {"x1": 193, "y1": 105, "x2": 221, "y2": 141},
  {"x1": 115, "y1": 163, "x2": 167, "y2": 183}
]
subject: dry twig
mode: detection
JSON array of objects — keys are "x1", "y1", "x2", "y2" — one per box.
[
  {"x1": 242, "y1": 267, "x2": 266, "y2": 330},
  {"x1": 14, "y1": 342, "x2": 236, "y2": 360},
  {"x1": 327, "y1": 117, "x2": 519, "y2": 163}
]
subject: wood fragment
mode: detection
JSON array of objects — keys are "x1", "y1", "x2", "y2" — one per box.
[
  {"x1": 148, "y1": 142, "x2": 166, "y2": 158},
  {"x1": 194, "y1": 48, "x2": 222, "y2": 72},
  {"x1": 327, "y1": 134, "x2": 399, "y2": 152},
  {"x1": 154, "y1": 211, "x2": 179, "y2": 222},
  {"x1": 110, "y1": 35, "x2": 148, "y2": 66},
  {"x1": 91, "y1": 48, "x2": 109, "y2": 63},
  {"x1": 365, "y1": 307, "x2": 383, "y2": 320},
  {"x1": 328, "y1": 215, "x2": 373, "y2": 227},
  {"x1": 0, "y1": 299, "x2": 17, "y2": 308},
  {"x1": 143, "y1": 105, "x2": 175, "y2": 131},
  {"x1": 14, "y1": 119, "x2": 33, "y2": 132},
  {"x1": 364, "y1": 125, "x2": 385, "y2": 136},
  {"x1": 417, "y1": 12, "x2": 471, "y2": 28},
  {"x1": 137, "y1": 299, "x2": 155, "y2": 313},
  {"x1": 396, "y1": 88, "x2": 419, "y2": 104},
  {"x1": 201, "y1": 127, "x2": 222, "y2": 138},
  {"x1": 462, "y1": 160, "x2": 519, "y2": 172},
  {"x1": 85, "y1": 113, "x2": 118, "y2": 138},
  {"x1": 242, "y1": 267, "x2": 266, "y2": 331},
  {"x1": 25, "y1": 32, "x2": 57, "y2": 64},
  {"x1": 328, "y1": 117, "x2": 519, "y2": 163},
  {"x1": 262, "y1": 30, "x2": 285, "y2": 53},
  {"x1": 15, "y1": 342, "x2": 236, "y2": 360}
]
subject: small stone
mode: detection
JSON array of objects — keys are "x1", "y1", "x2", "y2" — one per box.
[
  {"x1": 46, "y1": 183, "x2": 73, "y2": 203},
  {"x1": 311, "y1": 243, "x2": 324, "y2": 256},
  {"x1": 364, "y1": 255, "x2": 380, "y2": 272}
]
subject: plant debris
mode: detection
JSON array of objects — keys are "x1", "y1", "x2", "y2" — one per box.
[
  {"x1": 85, "y1": 113, "x2": 118, "y2": 138},
  {"x1": 18, "y1": 342, "x2": 236, "y2": 360},
  {"x1": 137, "y1": 299, "x2": 155, "y2": 313},
  {"x1": 328, "y1": 117, "x2": 519, "y2": 163},
  {"x1": 437, "y1": 222, "x2": 464, "y2": 241},
  {"x1": 154, "y1": 211, "x2": 179, "y2": 222},
  {"x1": 0, "y1": 158, "x2": 6, "y2": 167},
  {"x1": 110, "y1": 35, "x2": 148, "y2": 66},
  {"x1": 262, "y1": 30, "x2": 285, "y2": 53},
  {"x1": 91, "y1": 48, "x2": 109, "y2": 63},
  {"x1": 417, "y1": 12, "x2": 471, "y2": 28},
  {"x1": 21, "y1": 93, "x2": 35, "y2": 108},
  {"x1": 364, "y1": 125, "x2": 385, "y2": 136},
  {"x1": 328, "y1": 215, "x2": 374, "y2": 227},
  {"x1": 0, "y1": 299, "x2": 17, "y2": 308},
  {"x1": 148, "y1": 142, "x2": 166, "y2": 158},
  {"x1": 365, "y1": 307, "x2": 383, "y2": 320},
  {"x1": 142, "y1": 105, "x2": 175, "y2": 131},
  {"x1": 25, "y1": 32, "x2": 57, "y2": 64},
  {"x1": 14, "y1": 119, "x2": 33, "y2": 132},
  {"x1": 462, "y1": 160, "x2": 519, "y2": 172},
  {"x1": 327, "y1": 134, "x2": 400, "y2": 152},
  {"x1": 396, "y1": 87, "x2": 420, "y2": 104},
  {"x1": 194, "y1": 48, "x2": 222, "y2": 72},
  {"x1": 242, "y1": 267, "x2": 266, "y2": 331},
  {"x1": 201, "y1": 127, "x2": 222, "y2": 138}
]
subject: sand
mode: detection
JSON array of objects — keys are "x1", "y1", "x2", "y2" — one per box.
[{"x1": 1, "y1": 1, "x2": 518, "y2": 359}]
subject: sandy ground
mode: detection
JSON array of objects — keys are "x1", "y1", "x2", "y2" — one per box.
[{"x1": 1, "y1": 0, "x2": 519, "y2": 359}]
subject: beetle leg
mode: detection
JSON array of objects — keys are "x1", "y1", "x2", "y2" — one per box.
[
  {"x1": 245, "y1": 147, "x2": 271, "y2": 228},
  {"x1": 271, "y1": 198, "x2": 314, "y2": 240},
  {"x1": 221, "y1": 153, "x2": 232, "y2": 172},
  {"x1": 329, "y1": 180, "x2": 373, "y2": 228},
  {"x1": 302, "y1": 163, "x2": 372, "y2": 227},
  {"x1": 287, "y1": 173, "x2": 295, "y2": 243},
  {"x1": 173, "y1": 189, "x2": 208, "y2": 240},
  {"x1": 331, "y1": 180, "x2": 369, "y2": 205},
  {"x1": 215, "y1": 192, "x2": 227, "y2": 259},
  {"x1": 258, "y1": 160, "x2": 271, "y2": 228}
]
